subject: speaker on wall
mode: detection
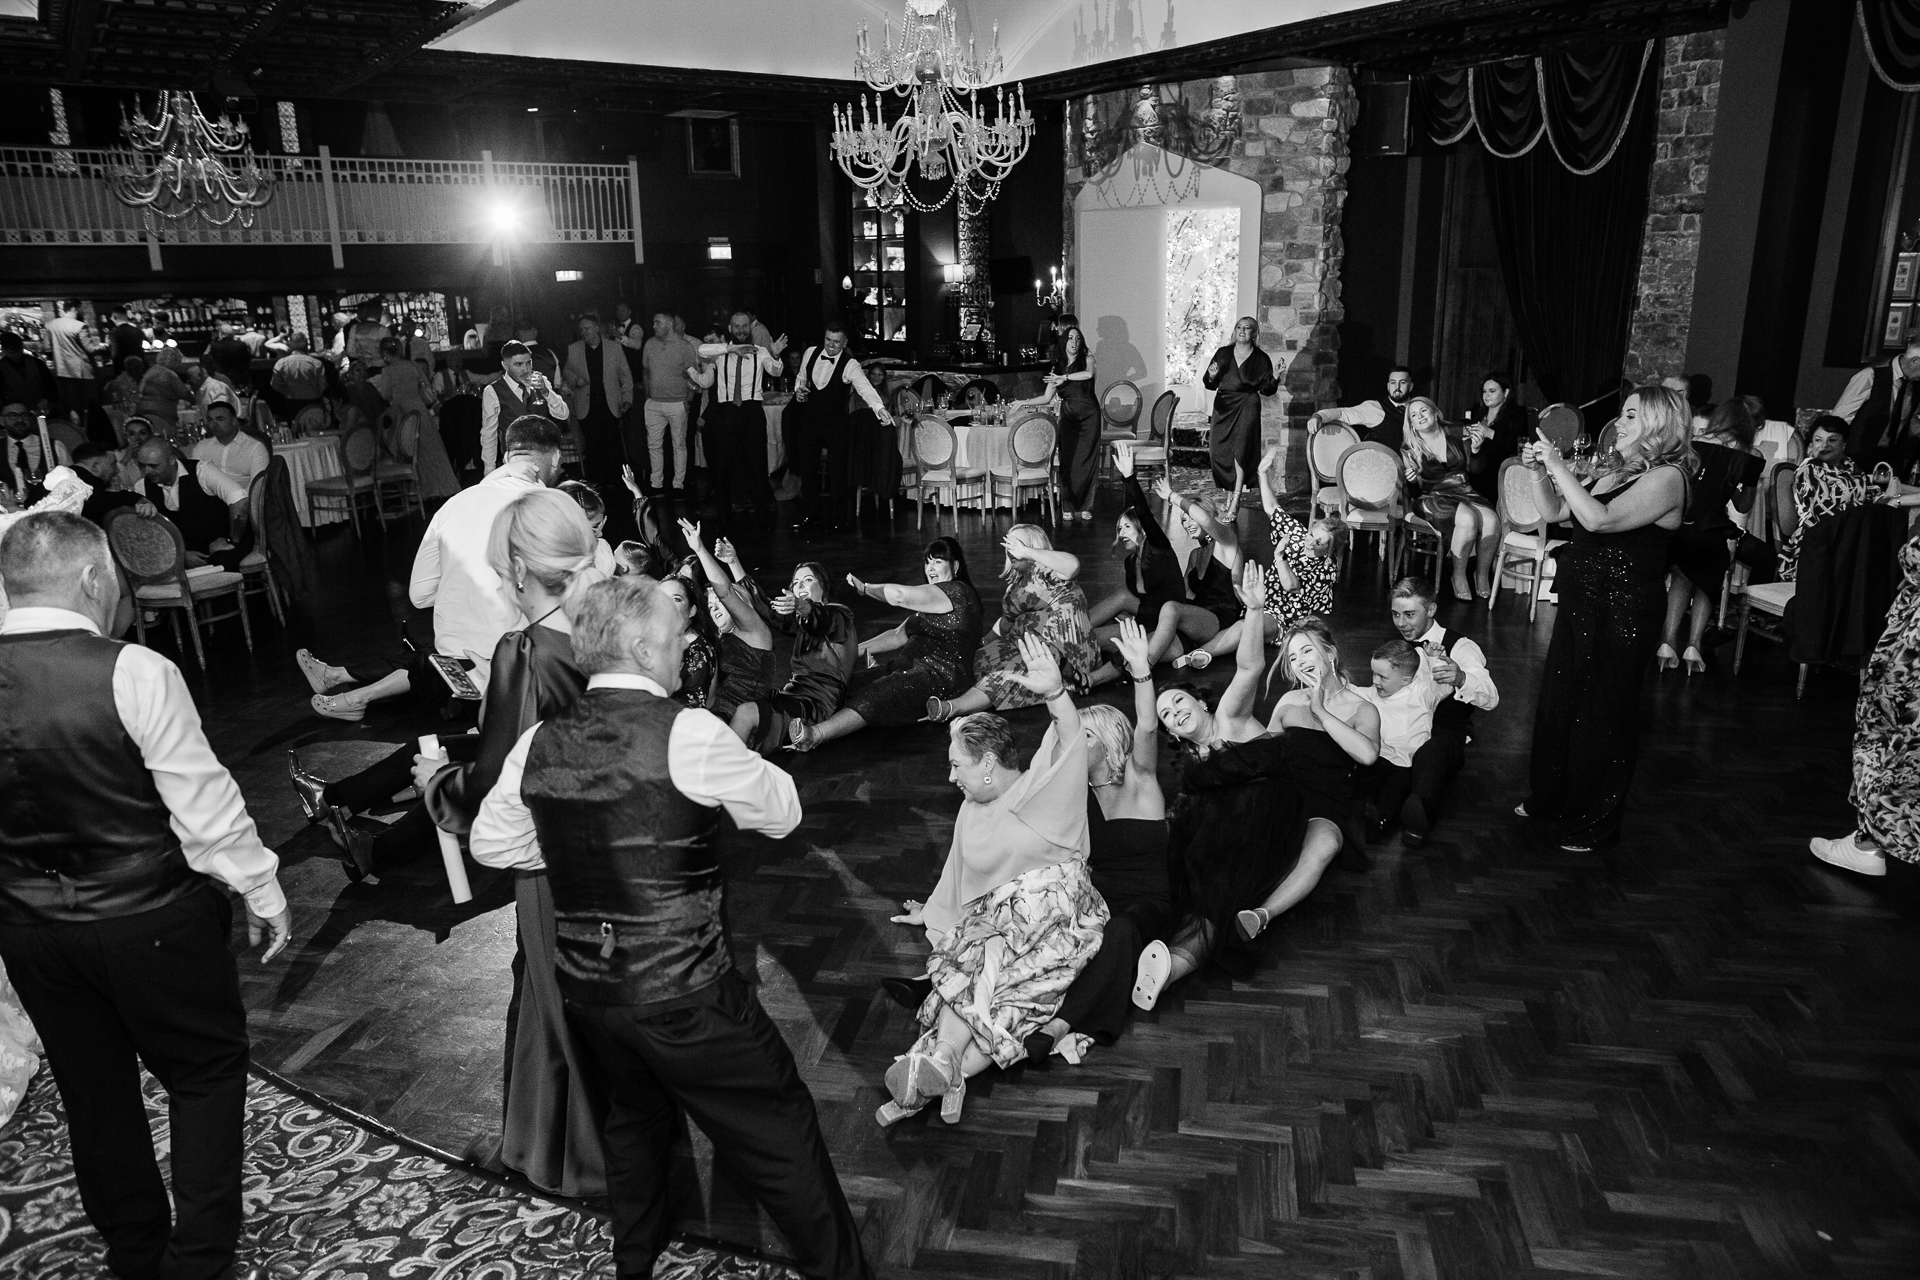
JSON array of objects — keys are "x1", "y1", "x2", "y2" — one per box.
[{"x1": 1358, "y1": 78, "x2": 1410, "y2": 156}]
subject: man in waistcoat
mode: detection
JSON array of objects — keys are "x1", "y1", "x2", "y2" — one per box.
[
  {"x1": 0, "y1": 512, "x2": 291, "y2": 1280},
  {"x1": 691, "y1": 312, "x2": 786, "y2": 532},
  {"x1": 1388, "y1": 577, "x2": 1500, "y2": 845},
  {"x1": 471, "y1": 577, "x2": 872, "y2": 1280},
  {"x1": 480, "y1": 340, "x2": 567, "y2": 476},
  {"x1": 1311, "y1": 364, "x2": 1414, "y2": 452},
  {"x1": 1832, "y1": 336, "x2": 1920, "y2": 476},
  {"x1": 132, "y1": 438, "x2": 253, "y2": 572},
  {"x1": 787, "y1": 321, "x2": 889, "y2": 533}
]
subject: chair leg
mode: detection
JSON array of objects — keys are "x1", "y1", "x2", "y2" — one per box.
[
  {"x1": 1487, "y1": 556, "x2": 1502, "y2": 611},
  {"x1": 265, "y1": 568, "x2": 285, "y2": 626},
  {"x1": 134, "y1": 608, "x2": 148, "y2": 648},
  {"x1": 185, "y1": 604, "x2": 207, "y2": 670},
  {"x1": 1527, "y1": 557, "x2": 1542, "y2": 622},
  {"x1": 236, "y1": 590, "x2": 255, "y2": 654},
  {"x1": 1796, "y1": 664, "x2": 1808, "y2": 699},
  {"x1": 1733, "y1": 601, "x2": 1750, "y2": 673},
  {"x1": 166, "y1": 609, "x2": 183, "y2": 655}
]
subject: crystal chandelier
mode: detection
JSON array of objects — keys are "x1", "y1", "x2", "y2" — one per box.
[
  {"x1": 107, "y1": 92, "x2": 274, "y2": 227},
  {"x1": 831, "y1": 0, "x2": 1034, "y2": 215}
]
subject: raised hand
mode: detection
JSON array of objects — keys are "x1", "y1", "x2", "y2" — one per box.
[
  {"x1": 846, "y1": 573, "x2": 868, "y2": 596},
  {"x1": 677, "y1": 516, "x2": 702, "y2": 544},
  {"x1": 621, "y1": 463, "x2": 643, "y2": 497},
  {"x1": 1240, "y1": 559, "x2": 1268, "y2": 610},
  {"x1": 771, "y1": 590, "x2": 798, "y2": 616},
  {"x1": 1001, "y1": 532, "x2": 1033, "y2": 562},
  {"x1": 1532, "y1": 428, "x2": 1565, "y2": 473},
  {"x1": 713, "y1": 537, "x2": 740, "y2": 567},
  {"x1": 1003, "y1": 633, "x2": 1065, "y2": 697},
  {"x1": 1152, "y1": 475, "x2": 1174, "y2": 504},
  {"x1": 771, "y1": 334, "x2": 789, "y2": 357},
  {"x1": 1260, "y1": 445, "x2": 1282, "y2": 474},
  {"x1": 1114, "y1": 447, "x2": 1135, "y2": 478},
  {"x1": 1114, "y1": 616, "x2": 1152, "y2": 677}
]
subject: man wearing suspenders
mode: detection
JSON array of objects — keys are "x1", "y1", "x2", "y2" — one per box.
[
  {"x1": 788, "y1": 322, "x2": 889, "y2": 532},
  {"x1": 1388, "y1": 577, "x2": 1501, "y2": 845}
]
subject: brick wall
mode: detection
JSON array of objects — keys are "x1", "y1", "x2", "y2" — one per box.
[{"x1": 1623, "y1": 31, "x2": 1726, "y2": 385}]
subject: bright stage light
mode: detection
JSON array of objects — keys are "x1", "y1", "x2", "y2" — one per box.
[{"x1": 488, "y1": 201, "x2": 521, "y2": 236}]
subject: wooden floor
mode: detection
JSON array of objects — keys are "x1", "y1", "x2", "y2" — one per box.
[{"x1": 179, "y1": 483, "x2": 1920, "y2": 1279}]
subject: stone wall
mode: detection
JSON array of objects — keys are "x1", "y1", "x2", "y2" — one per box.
[
  {"x1": 1622, "y1": 31, "x2": 1726, "y2": 384},
  {"x1": 1063, "y1": 66, "x2": 1356, "y2": 488}
]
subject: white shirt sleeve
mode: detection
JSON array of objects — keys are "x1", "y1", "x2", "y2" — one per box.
[
  {"x1": 1447, "y1": 635, "x2": 1499, "y2": 709},
  {"x1": 540, "y1": 386, "x2": 569, "y2": 419},
  {"x1": 470, "y1": 723, "x2": 546, "y2": 869},
  {"x1": 667, "y1": 710, "x2": 802, "y2": 837},
  {"x1": 843, "y1": 360, "x2": 890, "y2": 417},
  {"x1": 480, "y1": 384, "x2": 501, "y2": 475},
  {"x1": 1320, "y1": 400, "x2": 1386, "y2": 428},
  {"x1": 113, "y1": 646, "x2": 285, "y2": 918},
  {"x1": 408, "y1": 510, "x2": 444, "y2": 608},
  {"x1": 1832, "y1": 366, "x2": 1877, "y2": 423},
  {"x1": 195, "y1": 462, "x2": 249, "y2": 507},
  {"x1": 696, "y1": 343, "x2": 733, "y2": 360}
]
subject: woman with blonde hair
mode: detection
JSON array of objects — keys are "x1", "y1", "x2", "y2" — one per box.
[
  {"x1": 928, "y1": 523, "x2": 1098, "y2": 720},
  {"x1": 1402, "y1": 394, "x2": 1500, "y2": 600},
  {"x1": 1517, "y1": 384, "x2": 1691, "y2": 851}
]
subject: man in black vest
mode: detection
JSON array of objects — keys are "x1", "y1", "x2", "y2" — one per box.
[
  {"x1": 472, "y1": 577, "x2": 872, "y2": 1280},
  {"x1": 1388, "y1": 577, "x2": 1500, "y2": 845},
  {"x1": 132, "y1": 438, "x2": 253, "y2": 572},
  {"x1": 788, "y1": 321, "x2": 890, "y2": 532},
  {"x1": 480, "y1": 340, "x2": 567, "y2": 476},
  {"x1": 1832, "y1": 337, "x2": 1920, "y2": 477},
  {"x1": 1311, "y1": 365, "x2": 1413, "y2": 452},
  {"x1": 0, "y1": 512, "x2": 290, "y2": 1280}
]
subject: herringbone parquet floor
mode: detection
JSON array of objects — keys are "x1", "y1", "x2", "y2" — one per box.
[{"x1": 180, "y1": 489, "x2": 1919, "y2": 1279}]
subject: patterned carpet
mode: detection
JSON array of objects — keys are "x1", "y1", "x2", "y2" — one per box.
[{"x1": 0, "y1": 1067, "x2": 797, "y2": 1280}]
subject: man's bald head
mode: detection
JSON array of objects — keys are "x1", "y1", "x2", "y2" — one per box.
[
  {"x1": 0, "y1": 511, "x2": 116, "y2": 624},
  {"x1": 134, "y1": 438, "x2": 178, "y2": 485}
]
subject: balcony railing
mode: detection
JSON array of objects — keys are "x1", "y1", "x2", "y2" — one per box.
[{"x1": 0, "y1": 147, "x2": 641, "y2": 269}]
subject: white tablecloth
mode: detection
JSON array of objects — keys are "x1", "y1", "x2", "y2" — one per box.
[{"x1": 279, "y1": 435, "x2": 345, "y2": 527}]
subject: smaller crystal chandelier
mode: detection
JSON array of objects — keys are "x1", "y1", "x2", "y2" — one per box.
[
  {"x1": 108, "y1": 92, "x2": 274, "y2": 227},
  {"x1": 832, "y1": 0, "x2": 1034, "y2": 215}
]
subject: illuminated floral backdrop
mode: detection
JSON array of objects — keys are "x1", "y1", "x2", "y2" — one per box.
[{"x1": 1165, "y1": 206, "x2": 1239, "y2": 391}]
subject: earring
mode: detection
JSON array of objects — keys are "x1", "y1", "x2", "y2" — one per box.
[
  {"x1": 515, "y1": 578, "x2": 525, "y2": 591},
  {"x1": 982, "y1": 771, "x2": 993, "y2": 786}
]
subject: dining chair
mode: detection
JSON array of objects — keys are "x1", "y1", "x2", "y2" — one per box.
[
  {"x1": 1098, "y1": 379, "x2": 1144, "y2": 478},
  {"x1": 375, "y1": 410, "x2": 425, "y2": 521},
  {"x1": 1488, "y1": 456, "x2": 1567, "y2": 620},
  {"x1": 1307, "y1": 421, "x2": 1361, "y2": 528},
  {"x1": 1124, "y1": 390, "x2": 1176, "y2": 485},
  {"x1": 304, "y1": 422, "x2": 383, "y2": 539},
  {"x1": 239, "y1": 468, "x2": 286, "y2": 627},
  {"x1": 912, "y1": 413, "x2": 988, "y2": 529},
  {"x1": 1733, "y1": 461, "x2": 1805, "y2": 695},
  {"x1": 105, "y1": 508, "x2": 253, "y2": 669},
  {"x1": 993, "y1": 407, "x2": 1058, "y2": 523},
  {"x1": 292, "y1": 403, "x2": 330, "y2": 436},
  {"x1": 1334, "y1": 441, "x2": 1406, "y2": 576}
]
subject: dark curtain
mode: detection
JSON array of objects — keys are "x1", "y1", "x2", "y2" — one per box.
[
  {"x1": 1861, "y1": 0, "x2": 1920, "y2": 89},
  {"x1": 1481, "y1": 63, "x2": 1658, "y2": 404},
  {"x1": 1417, "y1": 42, "x2": 1654, "y2": 173}
]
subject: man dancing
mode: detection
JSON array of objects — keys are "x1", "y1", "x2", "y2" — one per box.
[
  {"x1": 471, "y1": 577, "x2": 871, "y2": 1280},
  {"x1": 787, "y1": 321, "x2": 889, "y2": 532}
]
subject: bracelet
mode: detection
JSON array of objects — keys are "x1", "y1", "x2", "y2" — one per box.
[
  {"x1": 1129, "y1": 671, "x2": 1153, "y2": 684},
  {"x1": 1038, "y1": 686, "x2": 1068, "y2": 701}
]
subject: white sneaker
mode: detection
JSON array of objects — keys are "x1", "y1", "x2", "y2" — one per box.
[
  {"x1": 1131, "y1": 940, "x2": 1172, "y2": 1010},
  {"x1": 1810, "y1": 832, "x2": 1886, "y2": 877}
]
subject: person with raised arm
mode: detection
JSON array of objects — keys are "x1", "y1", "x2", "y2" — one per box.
[
  {"x1": 676, "y1": 517, "x2": 776, "y2": 732},
  {"x1": 927, "y1": 524, "x2": 1097, "y2": 721}
]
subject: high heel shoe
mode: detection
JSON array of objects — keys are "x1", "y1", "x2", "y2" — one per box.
[
  {"x1": 288, "y1": 751, "x2": 329, "y2": 824},
  {"x1": 877, "y1": 1042, "x2": 962, "y2": 1127},
  {"x1": 1234, "y1": 907, "x2": 1271, "y2": 942},
  {"x1": 924, "y1": 697, "x2": 953, "y2": 722},
  {"x1": 1655, "y1": 643, "x2": 1680, "y2": 672},
  {"x1": 1682, "y1": 646, "x2": 1705, "y2": 676}
]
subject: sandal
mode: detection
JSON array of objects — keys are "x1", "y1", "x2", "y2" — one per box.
[
  {"x1": 311, "y1": 693, "x2": 366, "y2": 722},
  {"x1": 877, "y1": 1043, "x2": 962, "y2": 1127},
  {"x1": 1234, "y1": 907, "x2": 1271, "y2": 942},
  {"x1": 788, "y1": 719, "x2": 819, "y2": 752},
  {"x1": 295, "y1": 648, "x2": 342, "y2": 695},
  {"x1": 924, "y1": 697, "x2": 954, "y2": 723},
  {"x1": 1173, "y1": 649, "x2": 1211, "y2": 670}
]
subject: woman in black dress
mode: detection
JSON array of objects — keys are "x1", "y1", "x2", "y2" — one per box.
[
  {"x1": 1521, "y1": 385, "x2": 1692, "y2": 852},
  {"x1": 1018, "y1": 326, "x2": 1099, "y2": 520},
  {"x1": 1026, "y1": 617, "x2": 1174, "y2": 1061},
  {"x1": 680, "y1": 522, "x2": 778, "y2": 728},
  {"x1": 1466, "y1": 372, "x2": 1533, "y2": 508},
  {"x1": 788, "y1": 537, "x2": 984, "y2": 750},
  {"x1": 730, "y1": 560, "x2": 859, "y2": 753},
  {"x1": 1404, "y1": 396, "x2": 1500, "y2": 600},
  {"x1": 1658, "y1": 396, "x2": 1761, "y2": 675},
  {"x1": 1201, "y1": 316, "x2": 1278, "y2": 512}
]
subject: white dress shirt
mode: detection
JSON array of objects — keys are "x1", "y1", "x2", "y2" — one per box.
[
  {"x1": 1319, "y1": 400, "x2": 1387, "y2": 429},
  {"x1": 471, "y1": 672, "x2": 802, "y2": 869},
  {"x1": 0, "y1": 607, "x2": 285, "y2": 918},
  {"x1": 479, "y1": 375, "x2": 568, "y2": 475},
  {"x1": 189, "y1": 433, "x2": 270, "y2": 486},
  {"x1": 154, "y1": 459, "x2": 248, "y2": 512},
  {"x1": 1832, "y1": 362, "x2": 1910, "y2": 423},
  {"x1": 797, "y1": 345, "x2": 889, "y2": 417},
  {"x1": 693, "y1": 343, "x2": 782, "y2": 404},
  {"x1": 1355, "y1": 672, "x2": 1449, "y2": 768},
  {"x1": 408, "y1": 464, "x2": 541, "y2": 667},
  {"x1": 1414, "y1": 623, "x2": 1499, "y2": 710}
]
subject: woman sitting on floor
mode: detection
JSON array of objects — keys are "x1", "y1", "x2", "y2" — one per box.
[
  {"x1": 881, "y1": 635, "x2": 1108, "y2": 1126},
  {"x1": 789, "y1": 536, "x2": 984, "y2": 751},
  {"x1": 1027, "y1": 617, "x2": 1174, "y2": 1065},
  {"x1": 680, "y1": 521, "x2": 777, "y2": 729},
  {"x1": 731, "y1": 559, "x2": 857, "y2": 752},
  {"x1": 928, "y1": 524, "x2": 1098, "y2": 720},
  {"x1": 1083, "y1": 454, "x2": 1186, "y2": 648}
]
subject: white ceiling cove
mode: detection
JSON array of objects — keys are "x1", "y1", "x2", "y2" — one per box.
[{"x1": 432, "y1": 0, "x2": 1398, "y2": 83}]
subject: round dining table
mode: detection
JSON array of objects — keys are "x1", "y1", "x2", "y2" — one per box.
[{"x1": 276, "y1": 434, "x2": 347, "y2": 527}]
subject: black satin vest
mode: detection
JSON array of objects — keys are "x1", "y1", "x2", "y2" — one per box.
[
  {"x1": 522, "y1": 687, "x2": 727, "y2": 1009},
  {"x1": 1429, "y1": 629, "x2": 1475, "y2": 735},
  {"x1": 0, "y1": 630, "x2": 202, "y2": 923}
]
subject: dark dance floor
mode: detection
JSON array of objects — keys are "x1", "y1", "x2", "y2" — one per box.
[{"x1": 184, "y1": 485, "x2": 1919, "y2": 1278}]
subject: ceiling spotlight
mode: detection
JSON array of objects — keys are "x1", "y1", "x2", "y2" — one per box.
[
  {"x1": 487, "y1": 200, "x2": 521, "y2": 236},
  {"x1": 527, "y1": 107, "x2": 539, "y2": 113}
]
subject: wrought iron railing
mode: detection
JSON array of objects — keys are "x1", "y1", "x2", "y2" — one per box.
[{"x1": 0, "y1": 147, "x2": 641, "y2": 266}]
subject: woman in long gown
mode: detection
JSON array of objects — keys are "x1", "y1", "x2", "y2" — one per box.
[
  {"x1": 1520, "y1": 385, "x2": 1692, "y2": 852},
  {"x1": 373, "y1": 337, "x2": 460, "y2": 502},
  {"x1": 1404, "y1": 396, "x2": 1499, "y2": 601},
  {"x1": 418, "y1": 489, "x2": 607, "y2": 1197},
  {"x1": 1810, "y1": 512, "x2": 1920, "y2": 879},
  {"x1": 929, "y1": 524, "x2": 1099, "y2": 720},
  {"x1": 1201, "y1": 316, "x2": 1278, "y2": 511},
  {"x1": 789, "y1": 536, "x2": 983, "y2": 750},
  {"x1": 1016, "y1": 326, "x2": 1099, "y2": 521},
  {"x1": 880, "y1": 636, "x2": 1107, "y2": 1125},
  {"x1": 1658, "y1": 397, "x2": 1762, "y2": 674},
  {"x1": 1028, "y1": 618, "x2": 1173, "y2": 1062}
]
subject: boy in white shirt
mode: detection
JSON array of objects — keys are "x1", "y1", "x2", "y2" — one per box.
[{"x1": 1353, "y1": 638, "x2": 1451, "y2": 841}]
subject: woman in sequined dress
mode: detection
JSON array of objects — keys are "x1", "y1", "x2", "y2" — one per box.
[
  {"x1": 1518, "y1": 385, "x2": 1692, "y2": 852},
  {"x1": 788, "y1": 536, "x2": 984, "y2": 750},
  {"x1": 927, "y1": 525, "x2": 1098, "y2": 720}
]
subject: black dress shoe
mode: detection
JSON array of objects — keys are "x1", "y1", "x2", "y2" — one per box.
[
  {"x1": 1022, "y1": 1030, "x2": 1056, "y2": 1068},
  {"x1": 881, "y1": 976, "x2": 932, "y2": 1010},
  {"x1": 288, "y1": 751, "x2": 329, "y2": 824},
  {"x1": 338, "y1": 824, "x2": 376, "y2": 883},
  {"x1": 1400, "y1": 795, "x2": 1429, "y2": 843}
]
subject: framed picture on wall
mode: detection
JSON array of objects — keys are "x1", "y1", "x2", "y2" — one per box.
[
  {"x1": 1896, "y1": 252, "x2": 1919, "y2": 301},
  {"x1": 686, "y1": 117, "x2": 739, "y2": 179},
  {"x1": 1883, "y1": 304, "x2": 1911, "y2": 349}
]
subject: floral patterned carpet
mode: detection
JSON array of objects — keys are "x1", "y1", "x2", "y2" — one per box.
[{"x1": 0, "y1": 1068, "x2": 797, "y2": 1280}]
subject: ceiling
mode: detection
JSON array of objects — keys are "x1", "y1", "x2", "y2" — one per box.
[{"x1": 0, "y1": 0, "x2": 1734, "y2": 116}]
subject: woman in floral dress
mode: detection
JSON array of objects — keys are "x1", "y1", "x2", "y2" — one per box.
[
  {"x1": 1811, "y1": 510, "x2": 1920, "y2": 879},
  {"x1": 881, "y1": 636, "x2": 1107, "y2": 1125},
  {"x1": 928, "y1": 524, "x2": 1097, "y2": 720},
  {"x1": 1780, "y1": 417, "x2": 1894, "y2": 581}
]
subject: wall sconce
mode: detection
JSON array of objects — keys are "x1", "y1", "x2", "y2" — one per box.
[
  {"x1": 1034, "y1": 264, "x2": 1066, "y2": 310},
  {"x1": 553, "y1": 269, "x2": 583, "y2": 282},
  {"x1": 941, "y1": 263, "x2": 964, "y2": 284},
  {"x1": 707, "y1": 237, "x2": 732, "y2": 261},
  {"x1": 841, "y1": 274, "x2": 854, "y2": 290}
]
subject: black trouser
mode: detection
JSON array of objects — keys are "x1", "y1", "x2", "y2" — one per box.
[
  {"x1": 324, "y1": 732, "x2": 478, "y2": 876},
  {"x1": 704, "y1": 401, "x2": 770, "y2": 527},
  {"x1": 579, "y1": 406, "x2": 640, "y2": 544},
  {"x1": 565, "y1": 974, "x2": 872, "y2": 1280},
  {"x1": 1358, "y1": 728, "x2": 1465, "y2": 833},
  {"x1": 0, "y1": 885, "x2": 249, "y2": 1280}
]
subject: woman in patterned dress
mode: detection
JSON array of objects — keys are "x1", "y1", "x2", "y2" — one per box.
[
  {"x1": 1781, "y1": 417, "x2": 1897, "y2": 581},
  {"x1": 927, "y1": 524, "x2": 1098, "y2": 720},
  {"x1": 880, "y1": 635, "x2": 1108, "y2": 1126},
  {"x1": 1810, "y1": 509, "x2": 1920, "y2": 879},
  {"x1": 788, "y1": 536, "x2": 984, "y2": 750}
]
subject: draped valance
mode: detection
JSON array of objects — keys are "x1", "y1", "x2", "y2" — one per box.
[
  {"x1": 1416, "y1": 41, "x2": 1655, "y2": 175},
  {"x1": 1860, "y1": 0, "x2": 1920, "y2": 91}
]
